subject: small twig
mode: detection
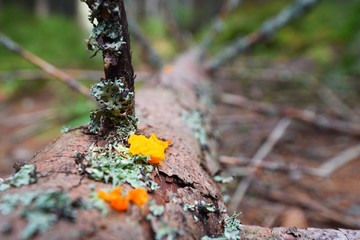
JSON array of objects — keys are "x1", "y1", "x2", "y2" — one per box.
[
  {"x1": 200, "y1": 0, "x2": 243, "y2": 50},
  {"x1": 229, "y1": 117, "x2": 292, "y2": 212},
  {"x1": 253, "y1": 183, "x2": 360, "y2": 229},
  {"x1": 128, "y1": 20, "x2": 164, "y2": 70},
  {"x1": 0, "y1": 33, "x2": 93, "y2": 101},
  {"x1": 0, "y1": 109, "x2": 54, "y2": 127},
  {"x1": 221, "y1": 93, "x2": 360, "y2": 137},
  {"x1": 206, "y1": 0, "x2": 321, "y2": 70},
  {"x1": 0, "y1": 69, "x2": 101, "y2": 82},
  {"x1": 306, "y1": 144, "x2": 360, "y2": 178},
  {"x1": 163, "y1": 2, "x2": 192, "y2": 50}
]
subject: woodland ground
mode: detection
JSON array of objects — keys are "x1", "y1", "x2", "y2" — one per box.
[
  {"x1": 1, "y1": 57, "x2": 360, "y2": 230},
  {"x1": 1, "y1": 0, "x2": 360, "y2": 231}
]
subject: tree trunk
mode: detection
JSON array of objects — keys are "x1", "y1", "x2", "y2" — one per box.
[{"x1": 34, "y1": 0, "x2": 49, "y2": 18}]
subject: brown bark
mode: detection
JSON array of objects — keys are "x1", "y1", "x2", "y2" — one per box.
[
  {"x1": 241, "y1": 225, "x2": 360, "y2": 240},
  {"x1": 0, "y1": 50, "x2": 226, "y2": 240}
]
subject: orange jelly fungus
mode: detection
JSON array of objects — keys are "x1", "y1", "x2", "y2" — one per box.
[
  {"x1": 128, "y1": 188, "x2": 148, "y2": 206},
  {"x1": 128, "y1": 134, "x2": 171, "y2": 164},
  {"x1": 98, "y1": 187, "x2": 149, "y2": 211}
]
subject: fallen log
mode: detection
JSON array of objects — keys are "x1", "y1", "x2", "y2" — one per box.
[{"x1": 1, "y1": 1, "x2": 360, "y2": 239}]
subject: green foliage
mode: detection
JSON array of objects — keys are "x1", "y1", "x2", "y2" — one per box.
[
  {"x1": 0, "y1": 164, "x2": 37, "y2": 191},
  {"x1": 0, "y1": 190, "x2": 83, "y2": 239},
  {"x1": 0, "y1": 6, "x2": 102, "y2": 71}
]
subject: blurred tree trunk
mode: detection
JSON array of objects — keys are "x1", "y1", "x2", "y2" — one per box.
[{"x1": 34, "y1": 0, "x2": 49, "y2": 18}]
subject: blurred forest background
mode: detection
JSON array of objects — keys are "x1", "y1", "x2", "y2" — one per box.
[{"x1": 1, "y1": 0, "x2": 360, "y2": 229}]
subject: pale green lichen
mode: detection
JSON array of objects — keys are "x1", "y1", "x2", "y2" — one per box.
[
  {"x1": 0, "y1": 190, "x2": 84, "y2": 239},
  {"x1": 213, "y1": 175, "x2": 234, "y2": 184},
  {"x1": 84, "y1": 0, "x2": 125, "y2": 54},
  {"x1": 183, "y1": 200, "x2": 217, "y2": 213},
  {"x1": 0, "y1": 164, "x2": 37, "y2": 192},
  {"x1": 89, "y1": 79, "x2": 136, "y2": 136},
  {"x1": 146, "y1": 200, "x2": 165, "y2": 220},
  {"x1": 181, "y1": 110, "x2": 209, "y2": 150},
  {"x1": 79, "y1": 143, "x2": 159, "y2": 191},
  {"x1": 155, "y1": 223, "x2": 184, "y2": 240},
  {"x1": 201, "y1": 214, "x2": 242, "y2": 240}
]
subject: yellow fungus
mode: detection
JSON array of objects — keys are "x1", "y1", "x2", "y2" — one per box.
[{"x1": 128, "y1": 134, "x2": 171, "y2": 164}]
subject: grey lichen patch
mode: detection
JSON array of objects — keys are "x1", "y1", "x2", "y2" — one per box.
[
  {"x1": 201, "y1": 214, "x2": 242, "y2": 240},
  {"x1": 0, "y1": 189, "x2": 84, "y2": 239},
  {"x1": 89, "y1": 78, "x2": 136, "y2": 138},
  {"x1": 181, "y1": 110, "x2": 209, "y2": 150},
  {"x1": 213, "y1": 175, "x2": 234, "y2": 184},
  {"x1": 77, "y1": 143, "x2": 159, "y2": 191},
  {"x1": 0, "y1": 164, "x2": 37, "y2": 192},
  {"x1": 83, "y1": 0, "x2": 125, "y2": 54},
  {"x1": 155, "y1": 223, "x2": 184, "y2": 240},
  {"x1": 146, "y1": 200, "x2": 165, "y2": 220}
]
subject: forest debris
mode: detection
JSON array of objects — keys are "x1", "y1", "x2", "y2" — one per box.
[
  {"x1": 0, "y1": 33, "x2": 92, "y2": 101},
  {"x1": 253, "y1": 184, "x2": 360, "y2": 229},
  {"x1": 221, "y1": 92, "x2": 360, "y2": 137},
  {"x1": 0, "y1": 164, "x2": 37, "y2": 191},
  {"x1": 306, "y1": 144, "x2": 360, "y2": 178},
  {"x1": 206, "y1": 0, "x2": 321, "y2": 70},
  {"x1": 230, "y1": 118, "x2": 291, "y2": 212},
  {"x1": 280, "y1": 207, "x2": 308, "y2": 228}
]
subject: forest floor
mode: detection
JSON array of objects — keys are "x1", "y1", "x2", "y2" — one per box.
[{"x1": 1, "y1": 57, "x2": 360, "y2": 230}]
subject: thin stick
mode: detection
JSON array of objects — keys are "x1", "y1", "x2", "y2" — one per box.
[
  {"x1": 200, "y1": 0, "x2": 243, "y2": 50},
  {"x1": 306, "y1": 144, "x2": 360, "y2": 178},
  {"x1": 128, "y1": 20, "x2": 164, "y2": 70},
  {"x1": 0, "y1": 33, "x2": 93, "y2": 101},
  {"x1": 229, "y1": 117, "x2": 292, "y2": 212},
  {"x1": 221, "y1": 93, "x2": 360, "y2": 137},
  {"x1": 206, "y1": 0, "x2": 321, "y2": 71},
  {"x1": 253, "y1": 183, "x2": 360, "y2": 229}
]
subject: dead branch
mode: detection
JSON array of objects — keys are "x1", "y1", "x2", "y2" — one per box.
[
  {"x1": 0, "y1": 33, "x2": 93, "y2": 101},
  {"x1": 252, "y1": 184, "x2": 360, "y2": 229},
  {"x1": 240, "y1": 225, "x2": 360, "y2": 240},
  {"x1": 229, "y1": 117, "x2": 292, "y2": 211},
  {"x1": 306, "y1": 144, "x2": 360, "y2": 178},
  {"x1": 221, "y1": 93, "x2": 360, "y2": 137},
  {"x1": 206, "y1": 0, "x2": 321, "y2": 70},
  {"x1": 200, "y1": 0, "x2": 243, "y2": 50}
]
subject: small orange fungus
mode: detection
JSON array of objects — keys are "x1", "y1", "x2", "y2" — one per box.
[
  {"x1": 128, "y1": 188, "x2": 148, "y2": 206},
  {"x1": 98, "y1": 186, "x2": 149, "y2": 211},
  {"x1": 128, "y1": 134, "x2": 171, "y2": 164},
  {"x1": 98, "y1": 186, "x2": 129, "y2": 211}
]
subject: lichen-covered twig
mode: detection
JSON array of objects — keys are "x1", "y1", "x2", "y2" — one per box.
[
  {"x1": 306, "y1": 144, "x2": 360, "y2": 178},
  {"x1": 82, "y1": 0, "x2": 136, "y2": 136},
  {"x1": 128, "y1": 20, "x2": 164, "y2": 70},
  {"x1": 0, "y1": 33, "x2": 93, "y2": 101},
  {"x1": 206, "y1": 0, "x2": 321, "y2": 71},
  {"x1": 200, "y1": 0, "x2": 243, "y2": 50},
  {"x1": 221, "y1": 93, "x2": 360, "y2": 137},
  {"x1": 229, "y1": 117, "x2": 292, "y2": 212}
]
